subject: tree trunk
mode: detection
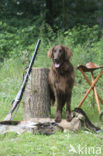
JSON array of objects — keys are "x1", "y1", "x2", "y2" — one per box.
[
  {"x1": 45, "y1": 0, "x2": 53, "y2": 26},
  {"x1": 62, "y1": 0, "x2": 66, "y2": 28},
  {"x1": 24, "y1": 68, "x2": 50, "y2": 120}
]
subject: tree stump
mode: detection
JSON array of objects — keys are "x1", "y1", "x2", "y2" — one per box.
[{"x1": 24, "y1": 68, "x2": 50, "y2": 120}]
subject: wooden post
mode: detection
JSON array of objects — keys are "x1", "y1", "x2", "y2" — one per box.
[{"x1": 24, "y1": 68, "x2": 51, "y2": 120}]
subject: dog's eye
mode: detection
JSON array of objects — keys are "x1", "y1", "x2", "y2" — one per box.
[
  {"x1": 53, "y1": 50, "x2": 56, "y2": 53},
  {"x1": 59, "y1": 49, "x2": 62, "y2": 53}
]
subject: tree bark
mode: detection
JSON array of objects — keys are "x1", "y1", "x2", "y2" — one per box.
[
  {"x1": 62, "y1": 0, "x2": 67, "y2": 28},
  {"x1": 24, "y1": 68, "x2": 50, "y2": 120},
  {"x1": 45, "y1": 0, "x2": 53, "y2": 26}
]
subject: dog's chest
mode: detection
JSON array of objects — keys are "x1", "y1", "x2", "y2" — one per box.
[
  {"x1": 55, "y1": 77, "x2": 67, "y2": 93},
  {"x1": 49, "y1": 68, "x2": 74, "y2": 93},
  {"x1": 53, "y1": 74, "x2": 71, "y2": 93}
]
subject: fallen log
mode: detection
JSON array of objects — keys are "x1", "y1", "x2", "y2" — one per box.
[
  {"x1": 0, "y1": 108, "x2": 101, "y2": 135},
  {"x1": 0, "y1": 117, "x2": 81, "y2": 135}
]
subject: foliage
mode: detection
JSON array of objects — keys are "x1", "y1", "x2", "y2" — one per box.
[
  {"x1": 64, "y1": 25, "x2": 101, "y2": 45},
  {"x1": 0, "y1": 16, "x2": 103, "y2": 62}
]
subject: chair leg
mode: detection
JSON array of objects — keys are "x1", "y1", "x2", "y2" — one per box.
[
  {"x1": 98, "y1": 96, "x2": 103, "y2": 105},
  {"x1": 79, "y1": 68, "x2": 91, "y2": 85},
  {"x1": 91, "y1": 72, "x2": 101, "y2": 114},
  {"x1": 94, "y1": 86, "x2": 101, "y2": 114},
  {"x1": 91, "y1": 72, "x2": 95, "y2": 107},
  {"x1": 78, "y1": 70, "x2": 103, "y2": 108},
  {"x1": 78, "y1": 87, "x2": 92, "y2": 108},
  {"x1": 92, "y1": 90, "x2": 95, "y2": 107},
  {"x1": 79, "y1": 68, "x2": 103, "y2": 105}
]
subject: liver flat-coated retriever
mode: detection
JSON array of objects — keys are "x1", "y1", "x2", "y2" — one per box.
[{"x1": 48, "y1": 45, "x2": 74, "y2": 123}]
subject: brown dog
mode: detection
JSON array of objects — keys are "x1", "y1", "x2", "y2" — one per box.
[{"x1": 48, "y1": 45, "x2": 74, "y2": 123}]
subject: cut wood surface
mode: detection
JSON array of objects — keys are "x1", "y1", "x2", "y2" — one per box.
[{"x1": 24, "y1": 68, "x2": 50, "y2": 120}]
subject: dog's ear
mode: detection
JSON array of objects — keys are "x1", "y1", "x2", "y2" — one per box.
[
  {"x1": 64, "y1": 46, "x2": 73, "y2": 60},
  {"x1": 48, "y1": 47, "x2": 53, "y2": 58}
]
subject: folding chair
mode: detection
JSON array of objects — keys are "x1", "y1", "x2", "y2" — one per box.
[{"x1": 77, "y1": 62, "x2": 103, "y2": 119}]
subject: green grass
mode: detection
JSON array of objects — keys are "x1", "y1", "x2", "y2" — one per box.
[{"x1": 0, "y1": 131, "x2": 103, "y2": 156}]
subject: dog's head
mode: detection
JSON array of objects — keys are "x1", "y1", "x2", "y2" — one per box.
[{"x1": 48, "y1": 45, "x2": 73, "y2": 68}]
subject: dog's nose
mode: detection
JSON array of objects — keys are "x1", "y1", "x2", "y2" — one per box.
[{"x1": 54, "y1": 58, "x2": 59, "y2": 63}]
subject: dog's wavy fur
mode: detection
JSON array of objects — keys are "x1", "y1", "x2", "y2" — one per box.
[{"x1": 48, "y1": 45, "x2": 74, "y2": 122}]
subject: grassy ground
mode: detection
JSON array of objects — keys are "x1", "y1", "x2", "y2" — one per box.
[
  {"x1": 0, "y1": 131, "x2": 103, "y2": 156},
  {"x1": 0, "y1": 42, "x2": 103, "y2": 155}
]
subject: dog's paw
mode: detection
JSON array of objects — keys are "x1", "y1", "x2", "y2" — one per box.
[
  {"x1": 55, "y1": 113, "x2": 62, "y2": 123},
  {"x1": 55, "y1": 117, "x2": 62, "y2": 123},
  {"x1": 66, "y1": 113, "x2": 72, "y2": 122},
  {"x1": 50, "y1": 100, "x2": 55, "y2": 106}
]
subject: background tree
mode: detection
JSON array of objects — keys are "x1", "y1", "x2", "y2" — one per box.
[
  {"x1": 0, "y1": 0, "x2": 103, "y2": 60},
  {"x1": 0, "y1": 0, "x2": 103, "y2": 28}
]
